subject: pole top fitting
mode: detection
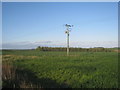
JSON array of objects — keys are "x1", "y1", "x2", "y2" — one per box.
[{"x1": 65, "y1": 24, "x2": 73, "y2": 27}]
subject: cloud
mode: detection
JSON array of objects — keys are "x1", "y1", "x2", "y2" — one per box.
[
  {"x1": 70, "y1": 41, "x2": 118, "y2": 48},
  {"x1": 2, "y1": 41, "x2": 58, "y2": 49},
  {"x1": 34, "y1": 41, "x2": 52, "y2": 44},
  {"x1": 2, "y1": 40, "x2": 118, "y2": 49}
]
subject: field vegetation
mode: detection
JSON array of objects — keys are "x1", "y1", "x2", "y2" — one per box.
[{"x1": 2, "y1": 48, "x2": 119, "y2": 88}]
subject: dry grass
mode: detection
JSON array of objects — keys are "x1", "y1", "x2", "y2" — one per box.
[
  {"x1": 2, "y1": 62, "x2": 43, "y2": 88},
  {"x1": 2, "y1": 55, "x2": 39, "y2": 61},
  {"x1": 2, "y1": 55, "x2": 43, "y2": 88},
  {"x1": 113, "y1": 50, "x2": 120, "y2": 53}
]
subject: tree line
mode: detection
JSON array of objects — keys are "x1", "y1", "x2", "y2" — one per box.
[{"x1": 36, "y1": 46, "x2": 113, "y2": 52}]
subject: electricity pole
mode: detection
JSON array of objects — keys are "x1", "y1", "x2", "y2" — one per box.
[{"x1": 65, "y1": 24, "x2": 73, "y2": 56}]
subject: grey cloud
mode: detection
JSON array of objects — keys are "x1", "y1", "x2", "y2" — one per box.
[
  {"x1": 70, "y1": 41, "x2": 118, "y2": 48},
  {"x1": 2, "y1": 40, "x2": 118, "y2": 49},
  {"x1": 34, "y1": 41, "x2": 52, "y2": 44}
]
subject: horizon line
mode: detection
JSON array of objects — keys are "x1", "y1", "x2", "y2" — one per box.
[{"x1": 1, "y1": 46, "x2": 119, "y2": 50}]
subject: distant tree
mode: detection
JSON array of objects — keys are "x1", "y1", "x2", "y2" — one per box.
[
  {"x1": 36, "y1": 46, "x2": 42, "y2": 51},
  {"x1": 36, "y1": 46, "x2": 113, "y2": 52}
]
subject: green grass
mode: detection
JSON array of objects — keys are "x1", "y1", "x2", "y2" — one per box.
[{"x1": 2, "y1": 50, "x2": 118, "y2": 88}]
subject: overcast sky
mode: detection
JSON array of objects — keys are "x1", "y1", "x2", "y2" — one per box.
[{"x1": 2, "y1": 2, "x2": 118, "y2": 49}]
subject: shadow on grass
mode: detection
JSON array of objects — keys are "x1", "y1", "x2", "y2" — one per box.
[{"x1": 2, "y1": 66, "x2": 71, "y2": 88}]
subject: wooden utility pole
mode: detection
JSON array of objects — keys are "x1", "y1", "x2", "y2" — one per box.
[{"x1": 65, "y1": 24, "x2": 73, "y2": 56}]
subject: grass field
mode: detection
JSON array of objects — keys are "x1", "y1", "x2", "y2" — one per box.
[{"x1": 2, "y1": 50, "x2": 118, "y2": 88}]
